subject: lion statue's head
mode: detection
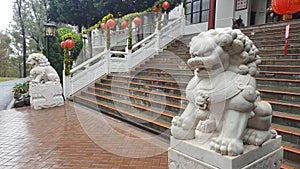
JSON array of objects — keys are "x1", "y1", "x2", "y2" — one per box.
[
  {"x1": 188, "y1": 27, "x2": 260, "y2": 78},
  {"x1": 26, "y1": 53, "x2": 50, "y2": 67}
]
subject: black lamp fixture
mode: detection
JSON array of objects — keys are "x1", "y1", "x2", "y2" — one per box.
[{"x1": 44, "y1": 23, "x2": 57, "y2": 63}]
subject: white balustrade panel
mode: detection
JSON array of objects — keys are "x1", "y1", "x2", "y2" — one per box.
[
  {"x1": 92, "y1": 33, "x2": 105, "y2": 48},
  {"x1": 71, "y1": 58, "x2": 107, "y2": 94},
  {"x1": 64, "y1": 51, "x2": 109, "y2": 98},
  {"x1": 111, "y1": 57, "x2": 128, "y2": 72},
  {"x1": 159, "y1": 17, "x2": 182, "y2": 49}
]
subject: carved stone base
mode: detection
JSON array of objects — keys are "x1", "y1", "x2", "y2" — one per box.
[
  {"x1": 29, "y1": 83, "x2": 64, "y2": 109},
  {"x1": 168, "y1": 136, "x2": 283, "y2": 169}
]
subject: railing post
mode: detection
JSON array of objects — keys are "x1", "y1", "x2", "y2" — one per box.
[
  {"x1": 106, "y1": 49, "x2": 111, "y2": 74},
  {"x1": 156, "y1": 30, "x2": 160, "y2": 51},
  {"x1": 62, "y1": 70, "x2": 71, "y2": 99},
  {"x1": 180, "y1": 3, "x2": 185, "y2": 35},
  {"x1": 126, "y1": 50, "x2": 132, "y2": 71}
]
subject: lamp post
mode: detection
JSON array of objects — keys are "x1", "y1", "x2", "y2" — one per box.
[{"x1": 44, "y1": 23, "x2": 57, "y2": 63}]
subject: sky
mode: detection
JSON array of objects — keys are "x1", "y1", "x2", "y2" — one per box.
[{"x1": 0, "y1": 0, "x2": 14, "y2": 32}]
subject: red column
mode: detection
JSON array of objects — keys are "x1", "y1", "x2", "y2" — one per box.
[{"x1": 208, "y1": 0, "x2": 216, "y2": 29}]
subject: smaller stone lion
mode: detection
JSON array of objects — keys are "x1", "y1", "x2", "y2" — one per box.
[{"x1": 26, "y1": 53, "x2": 60, "y2": 84}]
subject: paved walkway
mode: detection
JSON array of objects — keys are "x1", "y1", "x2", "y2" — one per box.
[
  {"x1": 0, "y1": 78, "x2": 28, "y2": 110},
  {"x1": 0, "y1": 102, "x2": 169, "y2": 169}
]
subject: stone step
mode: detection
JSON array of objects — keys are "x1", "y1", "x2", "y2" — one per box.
[
  {"x1": 258, "y1": 65, "x2": 300, "y2": 72},
  {"x1": 258, "y1": 71, "x2": 300, "y2": 80},
  {"x1": 148, "y1": 57, "x2": 189, "y2": 63},
  {"x1": 257, "y1": 43, "x2": 300, "y2": 49},
  {"x1": 250, "y1": 34, "x2": 300, "y2": 42},
  {"x1": 128, "y1": 70, "x2": 193, "y2": 83},
  {"x1": 92, "y1": 82, "x2": 188, "y2": 108},
  {"x1": 257, "y1": 84, "x2": 300, "y2": 93},
  {"x1": 261, "y1": 59, "x2": 300, "y2": 66},
  {"x1": 253, "y1": 39, "x2": 300, "y2": 46},
  {"x1": 281, "y1": 163, "x2": 297, "y2": 169},
  {"x1": 271, "y1": 123, "x2": 300, "y2": 146},
  {"x1": 263, "y1": 99, "x2": 300, "y2": 115},
  {"x1": 73, "y1": 95, "x2": 171, "y2": 138},
  {"x1": 165, "y1": 46, "x2": 189, "y2": 51},
  {"x1": 282, "y1": 141, "x2": 300, "y2": 168},
  {"x1": 259, "y1": 54, "x2": 300, "y2": 60},
  {"x1": 259, "y1": 88, "x2": 300, "y2": 103},
  {"x1": 132, "y1": 68, "x2": 193, "y2": 75},
  {"x1": 259, "y1": 53, "x2": 300, "y2": 58},
  {"x1": 84, "y1": 88, "x2": 183, "y2": 117},
  {"x1": 159, "y1": 50, "x2": 189, "y2": 55},
  {"x1": 106, "y1": 74, "x2": 187, "y2": 93},
  {"x1": 256, "y1": 78, "x2": 300, "y2": 88},
  {"x1": 259, "y1": 48, "x2": 300, "y2": 55},
  {"x1": 272, "y1": 111, "x2": 300, "y2": 130},
  {"x1": 140, "y1": 63, "x2": 190, "y2": 70},
  {"x1": 100, "y1": 78, "x2": 186, "y2": 97},
  {"x1": 135, "y1": 66, "x2": 192, "y2": 72},
  {"x1": 241, "y1": 19, "x2": 300, "y2": 32},
  {"x1": 81, "y1": 90, "x2": 175, "y2": 126},
  {"x1": 246, "y1": 27, "x2": 300, "y2": 38}
]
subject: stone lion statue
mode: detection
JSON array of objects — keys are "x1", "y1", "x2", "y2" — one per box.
[
  {"x1": 171, "y1": 28, "x2": 276, "y2": 156},
  {"x1": 26, "y1": 53, "x2": 60, "y2": 84}
]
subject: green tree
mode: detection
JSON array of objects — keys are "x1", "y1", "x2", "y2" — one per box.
[
  {"x1": 10, "y1": 0, "x2": 48, "y2": 78},
  {"x1": 0, "y1": 32, "x2": 21, "y2": 77},
  {"x1": 44, "y1": 27, "x2": 83, "y2": 81}
]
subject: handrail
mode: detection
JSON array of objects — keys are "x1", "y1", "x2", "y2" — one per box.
[
  {"x1": 132, "y1": 32, "x2": 158, "y2": 50},
  {"x1": 160, "y1": 17, "x2": 182, "y2": 33},
  {"x1": 110, "y1": 51, "x2": 127, "y2": 55},
  {"x1": 70, "y1": 50, "x2": 107, "y2": 74}
]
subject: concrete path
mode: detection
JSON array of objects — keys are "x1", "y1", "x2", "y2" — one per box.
[
  {"x1": 0, "y1": 78, "x2": 28, "y2": 110},
  {"x1": 0, "y1": 102, "x2": 169, "y2": 168}
]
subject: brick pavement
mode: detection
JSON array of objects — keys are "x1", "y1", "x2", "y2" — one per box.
[{"x1": 0, "y1": 101, "x2": 169, "y2": 169}]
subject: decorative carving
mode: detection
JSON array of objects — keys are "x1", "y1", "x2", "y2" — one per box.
[
  {"x1": 27, "y1": 53, "x2": 64, "y2": 109},
  {"x1": 171, "y1": 28, "x2": 277, "y2": 156}
]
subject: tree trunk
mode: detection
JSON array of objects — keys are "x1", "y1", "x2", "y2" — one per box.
[
  {"x1": 88, "y1": 31, "x2": 92, "y2": 58},
  {"x1": 16, "y1": 0, "x2": 27, "y2": 77}
]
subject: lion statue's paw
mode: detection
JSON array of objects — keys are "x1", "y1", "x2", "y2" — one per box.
[
  {"x1": 243, "y1": 128, "x2": 277, "y2": 146},
  {"x1": 171, "y1": 116, "x2": 196, "y2": 140},
  {"x1": 210, "y1": 137, "x2": 244, "y2": 156},
  {"x1": 196, "y1": 118, "x2": 216, "y2": 133}
]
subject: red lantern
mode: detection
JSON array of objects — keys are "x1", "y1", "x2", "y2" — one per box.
[
  {"x1": 153, "y1": 6, "x2": 159, "y2": 13},
  {"x1": 133, "y1": 17, "x2": 142, "y2": 26},
  {"x1": 271, "y1": 0, "x2": 300, "y2": 15},
  {"x1": 107, "y1": 19, "x2": 116, "y2": 28},
  {"x1": 65, "y1": 39, "x2": 75, "y2": 49},
  {"x1": 60, "y1": 41, "x2": 66, "y2": 49},
  {"x1": 100, "y1": 23, "x2": 106, "y2": 30},
  {"x1": 162, "y1": 1, "x2": 170, "y2": 10},
  {"x1": 121, "y1": 21, "x2": 128, "y2": 28}
]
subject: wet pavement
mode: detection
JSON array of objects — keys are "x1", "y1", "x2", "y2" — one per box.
[
  {"x1": 0, "y1": 101, "x2": 169, "y2": 169},
  {"x1": 0, "y1": 78, "x2": 28, "y2": 110}
]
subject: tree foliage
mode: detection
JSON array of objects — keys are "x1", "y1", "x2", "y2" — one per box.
[
  {"x1": 47, "y1": 0, "x2": 181, "y2": 30},
  {"x1": 0, "y1": 32, "x2": 21, "y2": 77},
  {"x1": 48, "y1": 0, "x2": 106, "y2": 30},
  {"x1": 9, "y1": 0, "x2": 49, "y2": 77}
]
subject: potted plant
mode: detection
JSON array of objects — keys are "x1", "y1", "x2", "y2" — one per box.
[{"x1": 12, "y1": 82, "x2": 29, "y2": 99}]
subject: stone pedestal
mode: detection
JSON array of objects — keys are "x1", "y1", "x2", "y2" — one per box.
[
  {"x1": 168, "y1": 135, "x2": 283, "y2": 169},
  {"x1": 29, "y1": 83, "x2": 64, "y2": 109}
]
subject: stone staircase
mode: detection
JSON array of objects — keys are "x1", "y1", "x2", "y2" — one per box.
[
  {"x1": 73, "y1": 36, "x2": 193, "y2": 139},
  {"x1": 242, "y1": 19, "x2": 300, "y2": 169},
  {"x1": 74, "y1": 20, "x2": 300, "y2": 168}
]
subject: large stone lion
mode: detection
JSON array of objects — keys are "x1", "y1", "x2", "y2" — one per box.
[
  {"x1": 26, "y1": 53, "x2": 60, "y2": 84},
  {"x1": 171, "y1": 28, "x2": 276, "y2": 156}
]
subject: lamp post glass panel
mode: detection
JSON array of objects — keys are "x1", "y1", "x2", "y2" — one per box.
[{"x1": 44, "y1": 23, "x2": 57, "y2": 63}]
